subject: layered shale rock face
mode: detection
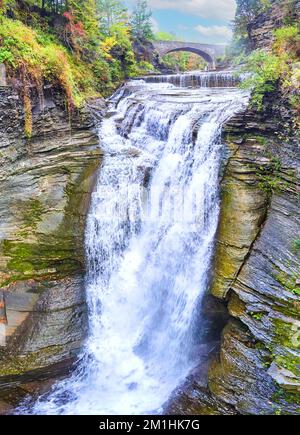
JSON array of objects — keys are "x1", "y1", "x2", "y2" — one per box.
[
  {"x1": 204, "y1": 0, "x2": 300, "y2": 415},
  {"x1": 209, "y1": 110, "x2": 300, "y2": 415},
  {"x1": 249, "y1": 0, "x2": 300, "y2": 50},
  {"x1": 0, "y1": 84, "x2": 104, "y2": 394}
]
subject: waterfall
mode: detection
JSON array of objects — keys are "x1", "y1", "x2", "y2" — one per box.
[
  {"x1": 20, "y1": 73, "x2": 248, "y2": 415},
  {"x1": 140, "y1": 70, "x2": 240, "y2": 88}
]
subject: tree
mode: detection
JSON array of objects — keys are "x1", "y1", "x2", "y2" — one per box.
[
  {"x1": 130, "y1": 0, "x2": 153, "y2": 42},
  {"x1": 233, "y1": 0, "x2": 271, "y2": 52},
  {"x1": 234, "y1": 0, "x2": 262, "y2": 36},
  {"x1": 96, "y1": 0, "x2": 128, "y2": 35}
]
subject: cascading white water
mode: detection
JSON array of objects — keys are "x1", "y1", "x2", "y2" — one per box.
[
  {"x1": 141, "y1": 70, "x2": 240, "y2": 88},
  {"x1": 21, "y1": 73, "x2": 248, "y2": 415}
]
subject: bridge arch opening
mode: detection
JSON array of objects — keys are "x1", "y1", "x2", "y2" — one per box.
[
  {"x1": 160, "y1": 48, "x2": 213, "y2": 73},
  {"x1": 163, "y1": 47, "x2": 214, "y2": 65}
]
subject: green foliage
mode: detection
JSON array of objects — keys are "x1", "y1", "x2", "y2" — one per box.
[
  {"x1": 276, "y1": 271, "x2": 300, "y2": 298},
  {"x1": 0, "y1": 0, "x2": 146, "y2": 135},
  {"x1": 0, "y1": 47, "x2": 14, "y2": 63},
  {"x1": 274, "y1": 25, "x2": 299, "y2": 44},
  {"x1": 292, "y1": 239, "x2": 300, "y2": 254},
  {"x1": 154, "y1": 31, "x2": 175, "y2": 41},
  {"x1": 232, "y1": 2, "x2": 299, "y2": 60},
  {"x1": 0, "y1": 16, "x2": 84, "y2": 105},
  {"x1": 255, "y1": 155, "x2": 288, "y2": 194},
  {"x1": 233, "y1": 0, "x2": 271, "y2": 52},
  {"x1": 239, "y1": 49, "x2": 285, "y2": 110},
  {"x1": 91, "y1": 57, "x2": 112, "y2": 93},
  {"x1": 64, "y1": 0, "x2": 99, "y2": 53},
  {"x1": 130, "y1": 0, "x2": 154, "y2": 42},
  {"x1": 238, "y1": 23, "x2": 300, "y2": 123},
  {"x1": 274, "y1": 26, "x2": 300, "y2": 126},
  {"x1": 97, "y1": 0, "x2": 128, "y2": 35},
  {"x1": 235, "y1": 13, "x2": 300, "y2": 124},
  {"x1": 162, "y1": 51, "x2": 207, "y2": 72},
  {"x1": 250, "y1": 312, "x2": 264, "y2": 321},
  {"x1": 249, "y1": 134, "x2": 268, "y2": 146},
  {"x1": 273, "y1": 25, "x2": 300, "y2": 60},
  {"x1": 0, "y1": 14, "x2": 95, "y2": 136},
  {"x1": 0, "y1": 0, "x2": 15, "y2": 14},
  {"x1": 234, "y1": 0, "x2": 263, "y2": 34},
  {"x1": 100, "y1": 22, "x2": 139, "y2": 81},
  {"x1": 135, "y1": 60, "x2": 156, "y2": 74}
]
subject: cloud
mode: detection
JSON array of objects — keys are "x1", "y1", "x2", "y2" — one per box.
[
  {"x1": 148, "y1": 0, "x2": 236, "y2": 21},
  {"x1": 151, "y1": 17, "x2": 160, "y2": 33},
  {"x1": 194, "y1": 24, "x2": 233, "y2": 42}
]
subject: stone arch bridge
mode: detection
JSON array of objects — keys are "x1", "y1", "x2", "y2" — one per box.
[{"x1": 152, "y1": 41, "x2": 227, "y2": 69}]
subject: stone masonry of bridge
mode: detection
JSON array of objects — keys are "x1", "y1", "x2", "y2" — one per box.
[{"x1": 152, "y1": 41, "x2": 227, "y2": 69}]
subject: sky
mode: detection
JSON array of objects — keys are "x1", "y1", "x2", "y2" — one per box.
[{"x1": 125, "y1": 0, "x2": 237, "y2": 44}]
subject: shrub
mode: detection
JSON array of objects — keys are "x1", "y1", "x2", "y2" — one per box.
[
  {"x1": 0, "y1": 17, "x2": 78, "y2": 94},
  {"x1": 292, "y1": 239, "x2": 300, "y2": 253},
  {"x1": 0, "y1": 15, "x2": 99, "y2": 135},
  {"x1": 0, "y1": 1, "x2": 144, "y2": 136},
  {"x1": 239, "y1": 50, "x2": 286, "y2": 110},
  {"x1": 273, "y1": 25, "x2": 300, "y2": 59}
]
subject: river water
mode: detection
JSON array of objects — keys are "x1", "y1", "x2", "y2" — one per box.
[{"x1": 20, "y1": 71, "x2": 248, "y2": 415}]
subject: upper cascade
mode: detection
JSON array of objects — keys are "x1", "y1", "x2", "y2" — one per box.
[{"x1": 139, "y1": 70, "x2": 240, "y2": 88}]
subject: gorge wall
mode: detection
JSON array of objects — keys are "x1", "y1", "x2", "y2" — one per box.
[
  {"x1": 167, "y1": 104, "x2": 299, "y2": 416},
  {"x1": 0, "y1": 83, "x2": 104, "y2": 412},
  {"x1": 208, "y1": 108, "x2": 300, "y2": 415},
  {"x1": 206, "y1": 1, "x2": 300, "y2": 415},
  {"x1": 249, "y1": 0, "x2": 300, "y2": 50}
]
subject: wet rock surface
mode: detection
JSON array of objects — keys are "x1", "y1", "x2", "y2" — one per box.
[
  {"x1": 165, "y1": 296, "x2": 232, "y2": 415},
  {"x1": 166, "y1": 341, "x2": 237, "y2": 416},
  {"x1": 169, "y1": 103, "x2": 299, "y2": 415},
  {"x1": 208, "y1": 110, "x2": 300, "y2": 414},
  {"x1": 0, "y1": 85, "x2": 104, "y2": 410}
]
